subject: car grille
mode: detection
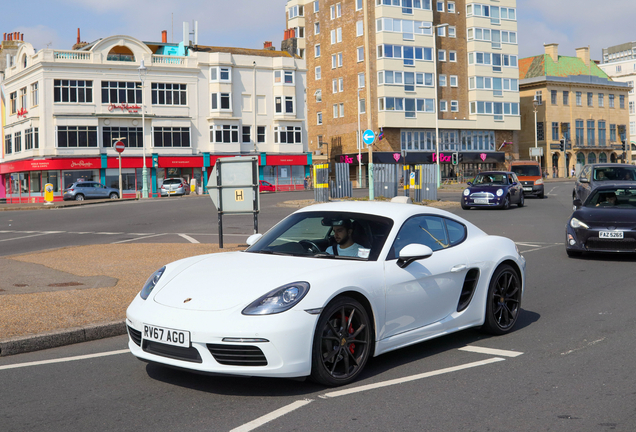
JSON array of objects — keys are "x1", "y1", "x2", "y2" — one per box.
[
  {"x1": 207, "y1": 344, "x2": 268, "y2": 366},
  {"x1": 521, "y1": 181, "x2": 534, "y2": 186},
  {"x1": 127, "y1": 325, "x2": 142, "y2": 346},
  {"x1": 586, "y1": 238, "x2": 636, "y2": 252},
  {"x1": 470, "y1": 192, "x2": 494, "y2": 199},
  {"x1": 142, "y1": 340, "x2": 203, "y2": 363}
]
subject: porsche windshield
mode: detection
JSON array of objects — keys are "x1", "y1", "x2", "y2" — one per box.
[
  {"x1": 586, "y1": 187, "x2": 636, "y2": 208},
  {"x1": 246, "y1": 211, "x2": 393, "y2": 261}
]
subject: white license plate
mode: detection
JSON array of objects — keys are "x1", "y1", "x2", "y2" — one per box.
[
  {"x1": 599, "y1": 231, "x2": 623, "y2": 239},
  {"x1": 143, "y1": 324, "x2": 190, "y2": 347},
  {"x1": 523, "y1": 187, "x2": 532, "y2": 192},
  {"x1": 474, "y1": 198, "x2": 489, "y2": 204}
]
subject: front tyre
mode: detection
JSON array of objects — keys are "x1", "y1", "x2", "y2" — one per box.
[
  {"x1": 310, "y1": 297, "x2": 372, "y2": 387},
  {"x1": 74, "y1": 194, "x2": 84, "y2": 201},
  {"x1": 500, "y1": 194, "x2": 511, "y2": 210},
  {"x1": 109, "y1": 193, "x2": 118, "y2": 199},
  {"x1": 517, "y1": 193, "x2": 524, "y2": 207},
  {"x1": 481, "y1": 264, "x2": 522, "y2": 335}
]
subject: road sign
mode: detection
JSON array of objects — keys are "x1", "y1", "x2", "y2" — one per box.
[
  {"x1": 114, "y1": 141, "x2": 125, "y2": 153},
  {"x1": 362, "y1": 129, "x2": 375, "y2": 146}
]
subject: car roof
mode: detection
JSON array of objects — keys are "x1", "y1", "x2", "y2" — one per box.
[{"x1": 588, "y1": 164, "x2": 636, "y2": 169}]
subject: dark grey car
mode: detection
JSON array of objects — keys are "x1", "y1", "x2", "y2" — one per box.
[
  {"x1": 63, "y1": 182, "x2": 120, "y2": 201},
  {"x1": 573, "y1": 164, "x2": 636, "y2": 203}
]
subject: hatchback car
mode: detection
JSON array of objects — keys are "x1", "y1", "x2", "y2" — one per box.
[
  {"x1": 160, "y1": 178, "x2": 190, "y2": 197},
  {"x1": 259, "y1": 180, "x2": 276, "y2": 192},
  {"x1": 462, "y1": 171, "x2": 525, "y2": 210},
  {"x1": 63, "y1": 181, "x2": 119, "y2": 201},
  {"x1": 573, "y1": 163, "x2": 636, "y2": 203},
  {"x1": 566, "y1": 183, "x2": 636, "y2": 256}
]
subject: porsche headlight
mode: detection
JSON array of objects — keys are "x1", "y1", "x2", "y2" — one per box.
[
  {"x1": 496, "y1": 189, "x2": 504, "y2": 196},
  {"x1": 463, "y1": 189, "x2": 470, "y2": 196},
  {"x1": 242, "y1": 282, "x2": 310, "y2": 315},
  {"x1": 535, "y1": 178, "x2": 544, "y2": 185},
  {"x1": 570, "y1": 218, "x2": 589, "y2": 229},
  {"x1": 140, "y1": 266, "x2": 166, "y2": 300}
]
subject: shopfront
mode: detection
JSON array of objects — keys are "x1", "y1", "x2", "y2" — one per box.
[{"x1": 261, "y1": 154, "x2": 311, "y2": 191}]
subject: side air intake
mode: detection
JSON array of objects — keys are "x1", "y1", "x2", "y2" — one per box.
[{"x1": 457, "y1": 269, "x2": 480, "y2": 312}]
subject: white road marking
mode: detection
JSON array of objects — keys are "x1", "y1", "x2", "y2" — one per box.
[
  {"x1": 320, "y1": 357, "x2": 506, "y2": 399},
  {"x1": 0, "y1": 349, "x2": 129, "y2": 371},
  {"x1": 95, "y1": 232, "x2": 123, "y2": 235},
  {"x1": 111, "y1": 233, "x2": 168, "y2": 244},
  {"x1": 178, "y1": 234, "x2": 200, "y2": 244},
  {"x1": 0, "y1": 233, "x2": 52, "y2": 242},
  {"x1": 459, "y1": 346, "x2": 524, "y2": 357},
  {"x1": 229, "y1": 400, "x2": 314, "y2": 432},
  {"x1": 561, "y1": 337, "x2": 606, "y2": 356}
]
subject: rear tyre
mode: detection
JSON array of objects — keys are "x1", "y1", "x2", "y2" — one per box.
[
  {"x1": 310, "y1": 297, "x2": 372, "y2": 387},
  {"x1": 517, "y1": 193, "x2": 524, "y2": 207},
  {"x1": 109, "y1": 193, "x2": 118, "y2": 199},
  {"x1": 481, "y1": 264, "x2": 522, "y2": 335},
  {"x1": 75, "y1": 194, "x2": 84, "y2": 201}
]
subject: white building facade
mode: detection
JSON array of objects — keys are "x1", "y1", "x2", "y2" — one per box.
[
  {"x1": 0, "y1": 35, "x2": 308, "y2": 202},
  {"x1": 599, "y1": 53, "x2": 636, "y2": 153}
]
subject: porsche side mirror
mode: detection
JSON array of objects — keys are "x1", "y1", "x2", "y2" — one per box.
[
  {"x1": 397, "y1": 244, "x2": 433, "y2": 268},
  {"x1": 246, "y1": 233, "x2": 263, "y2": 246},
  {"x1": 572, "y1": 198, "x2": 582, "y2": 210}
]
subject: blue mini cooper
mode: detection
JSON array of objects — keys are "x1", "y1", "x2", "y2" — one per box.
[{"x1": 462, "y1": 171, "x2": 525, "y2": 210}]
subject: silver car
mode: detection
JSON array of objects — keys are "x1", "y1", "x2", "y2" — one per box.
[
  {"x1": 160, "y1": 178, "x2": 190, "y2": 197},
  {"x1": 63, "y1": 181, "x2": 120, "y2": 201}
]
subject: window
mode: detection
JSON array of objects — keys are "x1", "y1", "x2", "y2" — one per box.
[
  {"x1": 31, "y1": 82, "x2": 39, "y2": 107},
  {"x1": 576, "y1": 92, "x2": 582, "y2": 106},
  {"x1": 437, "y1": 1, "x2": 444, "y2": 12},
  {"x1": 552, "y1": 122, "x2": 559, "y2": 141},
  {"x1": 357, "y1": 46, "x2": 364, "y2": 62},
  {"x1": 598, "y1": 121, "x2": 606, "y2": 146},
  {"x1": 331, "y1": 30, "x2": 337, "y2": 44},
  {"x1": 14, "y1": 132, "x2": 21, "y2": 153},
  {"x1": 535, "y1": 90, "x2": 542, "y2": 105},
  {"x1": 337, "y1": 3, "x2": 342, "y2": 17},
  {"x1": 57, "y1": 126, "x2": 98, "y2": 148},
  {"x1": 450, "y1": 75, "x2": 458, "y2": 87},
  {"x1": 332, "y1": 54, "x2": 337, "y2": 69},
  {"x1": 536, "y1": 122, "x2": 544, "y2": 141},
  {"x1": 315, "y1": 44, "x2": 321, "y2": 57},
  {"x1": 25, "y1": 127, "x2": 39, "y2": 150},
  {"x1": 288, "y1": 5, "x2": 304, "y2": 19},
  {"x1": 630, "y1": 101, "x2": 635, "y2": 114},
  {"x1": 587, "y1": 92, "x2": 593, "y2": 107},
  {"x1": 332, "y1": 79, "x2": 338, "y2": 93},
  {"x1": 551, "y1": 90, "x2": 557, "y2": 105},
  {"x1": 587, "y1": 120, "x2": 595, "y2": 146},
  {"x1": 440, "y1": 100, "x2": 447, "y2": 112},
  {"x1": 242, "y1": 126, "x2": 251, "y2": 143},
  {"x1": 389, "y1": 215, "x2": 466, "y2": 258},
  {"x1": 438, "y1": 50, "x2": 446, "y2": 61},
  {"x1": 449, "y1": 51, "x2": 456, "y2": 62},
  {"x1": 448, "y1": 2, "x2": 455, "y2": 12},
  {"x1": 563, "y1": 91, "x2": 569, "y2": 105},
  {"x1": 317, "y1": 112, "x2": 323, "y2": 125},
  {"x1": 314, "y1": 0, "x2": 319, "y2": 13},
  {"x1": 338, "y1": 52, "x2": 343, "y2": 67},
  {"x1": 610, "y1": 124, "x2": 617, "y2": 142},
  {"x1": 4, "y1": 134, "x2": 12, "y2": 154},
  {"x1": 283, "y1": 96, "x2": 295, "y2": 114},
  {"x1": 315, "y1": 66, "x2": 321, "y2": 80},
  {"x1": 609, "y1": 94, "x2": 615, "y2": 108},
  {"x1": 274, "y1": 70, "x2": 294, "y2": 85},
  {"x1": 339, "y1": 103, "x2": 344, "y2": 117},
  {"x1": 448, "y1": 26, "x2": 456, "y2": 38},
  {"x1": 620, "y1": 95, "x2": 625, "y2": 109},
  {"x1": 274, "y1": 126, "x2": 302, "y2": 144},
  {"x1": 151, "y1": 83, "x2": 186, "y2": 105},
  {"x1": 257, "y1": 126, "x2": 266, "y2": 143},
  {"x1": 103, "y1": 127, "x2": 143, "y2": 148},
  {"x1": 333, "y1": 104, "x2": 338, "y2": 118},
  {"x1": 451, "y1": 100, "x2": 458, "y2": 112},
  {"x1": 576, "y1": 120, "x2": 584, "y2": 145},
  {"x1": 598, "y1": 93, "x2": 604, "y2": 108},
  {"x1": 439, "y1": 75, "x2": 447, "y2": 87},
  {"x1": 210, "y1": 125, "x2": 238, "y2": 143},
  {"x1": 356, "y1": 0, "x2": 363, "y2": 10},
  {"x1": 211, "y1": 93, "x2": 231, "y2": 111},
  {"x1": 358, "y1": 73, "x2": 365, "y2": 88},
  {"x1": 209, "y1": 67, "x2": 231, "y2": 82},
  {"x1": 55, "y1": 80, "x2": 94, "y2": 103},
  {"x1": 19, "y1": 87, "x2": 27, "y2": 110},
  {"x1": 338, "y1": 78, "x2": 344, "y2": 92},
  {"x1": 359, "y1": 98, "x2": 366, "y2": 114},
  {"x1": 314, "y1": 22, "x2": 320, "y2": 35},
  {"x1": 357, "y1": 21, "x2": 364, "y2": 37}
]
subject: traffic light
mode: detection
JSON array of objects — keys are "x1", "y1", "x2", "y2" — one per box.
[
  {"x1": 451, "y1": 152, "x2": 458, "y2": 165},
  {"x1": 559, "y1": 140, "x2": 565, "y2": 152},
  {"x1": 622, "y1": 140, "x2": 626, "y2": 152},
  {"x1": 458, "y1": 153, "x2": 463, "y2": 163}
]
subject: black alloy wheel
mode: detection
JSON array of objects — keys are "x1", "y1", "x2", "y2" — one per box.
[
  {"x1": 518, "y1": 193, "x2": 524, "y2": 207},
  {"x1": 310, "y1": 297, "x2": 372, "y2": 386},
  {"x1": 482, "y1": 264, "x2": 522, "y2": 335}
]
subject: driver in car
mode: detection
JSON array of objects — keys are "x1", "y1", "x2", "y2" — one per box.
[{"x1": 326, "y1": 219, "x2": 363, "y2": 257}]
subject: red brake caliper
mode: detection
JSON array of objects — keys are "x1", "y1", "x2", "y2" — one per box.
[{"x1": 348, "y1": 322, "x2": 355, "y2": 354}]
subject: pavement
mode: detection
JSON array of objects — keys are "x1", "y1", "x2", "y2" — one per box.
[{"x1": 0, "y1": 177, "x2": 573, "y2": 357}]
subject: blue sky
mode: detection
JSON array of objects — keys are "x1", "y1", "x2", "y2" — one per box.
[{"x1": 2, "y1": 0, "x2": 635, "y2": 61}]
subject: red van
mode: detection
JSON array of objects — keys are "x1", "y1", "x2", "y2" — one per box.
[{"x1": 510, "y1": 161, "x2": 544, "y2": 198}]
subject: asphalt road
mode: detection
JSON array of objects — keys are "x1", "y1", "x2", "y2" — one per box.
[{"x1": 2, "y1": 182, "x2": 636, "y2": 432}]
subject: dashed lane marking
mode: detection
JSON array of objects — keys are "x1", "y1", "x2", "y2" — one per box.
[
  {"x1": 0, "y1": 349, "x2": 129, "y2": 371},
  {"x1": 229, "y1": 400, "x2": 314, "y2": 432},
  {"x1": 178, "y1": 234, "x2": 200, "y2": 244},
  {"x1": 0, "y1": 233, "x2": 53, "y2": 242},
  {"x1": 459, "y1": 346, "x2": 524, "y2": 357}
]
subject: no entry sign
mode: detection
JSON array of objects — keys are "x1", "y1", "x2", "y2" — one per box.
[{"x1": 114, "y1": 141, "x2": 125, "y2": 153}]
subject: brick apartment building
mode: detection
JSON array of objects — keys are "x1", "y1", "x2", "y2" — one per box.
[
  {"x1": 286, "y1": 0, "x2": 520, "y2": 183},
  {"x1": 519, "y1": 44, "x2": 632, "y2": 178}
]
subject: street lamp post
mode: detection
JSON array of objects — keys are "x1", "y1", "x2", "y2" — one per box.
[
  {"x1": 421, "y1": 23, "x2": 448, "y2": 188},
  {"x1": 357, "y1": 87, "x2": 363, "y2": 188},
  {"x1": 138, "y1": 59, "x2": 148, "y2": 199},
  {"x1": 533, "y1": 94, "x2": 539, "y2": 163}
]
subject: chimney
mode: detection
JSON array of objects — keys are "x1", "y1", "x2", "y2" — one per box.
[
  {"x1": 3, "y1": 33, "x2": 6, "y2": 41},
  {"x1": 162, "y1": 30, "x2": 167, "y2": 43},
  {"x1": 544, "y1": 43, "x2": 559, "y2": 63},
  {"x1": 77, "y1": 28, "x2": 80, "y2": 44},
  {"x1": 264, "y1": 41, "x2": 272, "y2": 49},
  {"x1": 576, "y1": 46, "x2": 590, "y2": 69},
  {"x1": 20, "y1": 33, "x2": 23, "y2": 41}
]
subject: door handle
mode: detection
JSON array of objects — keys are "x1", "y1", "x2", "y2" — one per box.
[{"x1": 450, "y1": 264, "x2": 467, "y2": 273}]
